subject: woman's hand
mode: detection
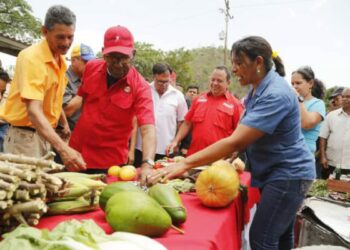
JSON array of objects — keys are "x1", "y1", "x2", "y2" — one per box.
[{"x1": 147, "y1": 162, "x2": 188, "y2": 185}]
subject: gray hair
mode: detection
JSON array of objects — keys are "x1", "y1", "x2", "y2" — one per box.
[{"x1": 44, "y1": 5, "x2": 76, "y2": 30}]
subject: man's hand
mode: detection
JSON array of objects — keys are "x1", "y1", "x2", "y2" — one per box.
[
  {"x1": 139, "y1": 164, "x2": 155, "y2": 186},
  {"x1": 59, "y1": 145, "x2": 87, "y2": 172},
  {"x1": 166, "y1": 140, "x2": 179, "y2": 156},
  {"x1": 319, "y1": 155, "x2": 329, "y2": 169},
  {"x1": 56, "y1": 124, "x2": 71, "y2": 142}
]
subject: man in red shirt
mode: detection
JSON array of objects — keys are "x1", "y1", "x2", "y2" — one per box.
[
  {"x1": 166, "y1": 66, "x2": 243, "y2": 156},
  {"x1": 69, "y1": 25, "x2": 156, "y2": 182}
]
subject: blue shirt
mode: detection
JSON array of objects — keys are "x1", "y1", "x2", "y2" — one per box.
[
  {"x1": 302, "y1": 98, "x2": 326, "y2": 153},
  {"x1": 241, "y1": 70, "x2": 315, "y2": 188}
]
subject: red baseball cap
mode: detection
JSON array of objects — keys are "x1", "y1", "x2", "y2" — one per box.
[{"x1": 103, "y1": 25, "x2": 134, "y2": 56}]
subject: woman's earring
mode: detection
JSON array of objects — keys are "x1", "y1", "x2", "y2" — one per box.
[{"x1": 257, "y1": 69, "x2": 260, "y2": 74}]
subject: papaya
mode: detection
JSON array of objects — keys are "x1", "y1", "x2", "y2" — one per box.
[
  {"x1": 148, "y1": 183, "x2": 187, "y2": 225},
  {"x1": 105, "y1": 191, "x2": 171, "y2": 237},
  {"x1": 99, "y1": 182, "x2": 143, "y2": 210}
]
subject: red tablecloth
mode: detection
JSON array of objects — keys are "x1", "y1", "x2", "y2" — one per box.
[{"x1": 37, "y1": 172, "x2": 260, "y2": 250}]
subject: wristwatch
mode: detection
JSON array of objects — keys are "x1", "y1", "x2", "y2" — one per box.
[
  {"x1": 298, "y1": 96, "x2": 304, "y2": 103},
  {"x1": 141, "y1": 159, "x2": 155, "y2": 167}
]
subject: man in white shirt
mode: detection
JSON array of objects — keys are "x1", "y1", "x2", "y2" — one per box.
[
  {"x1": 134, "y1": 63, "x2": 188, "y2": 166},
  {"x1": 319, "y1": 87, "x2": 350, "y2": 178}
]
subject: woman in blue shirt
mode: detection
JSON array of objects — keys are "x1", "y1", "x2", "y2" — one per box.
[
  {"x1": 149, "y1": 36, "x2": 315, "y2": 250},
  {"x1": 291, "y1": 66, "x2": 326, "y2": 154}
]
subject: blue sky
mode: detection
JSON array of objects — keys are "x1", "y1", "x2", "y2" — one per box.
[{"x1": 1, "y1": 0, "x2": 349, "y2": 88}]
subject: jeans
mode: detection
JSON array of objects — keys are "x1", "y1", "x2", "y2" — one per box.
[
  {"x1": 0, "y1": 123, "x2": 9, "y2": 152},
  {"x1": 249, "y1": 180, "x2": 312, "y2": 250}
]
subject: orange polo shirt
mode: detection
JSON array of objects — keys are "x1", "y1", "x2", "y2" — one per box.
[{"x1": 0, "y1": 39, "x2": 67, "y2": 128}]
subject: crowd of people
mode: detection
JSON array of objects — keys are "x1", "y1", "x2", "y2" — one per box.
[{"x1": 0, "y1": 4, "x2": 349, "y2": 250}]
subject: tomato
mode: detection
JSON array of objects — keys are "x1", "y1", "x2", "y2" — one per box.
[
  {"x1": 167, "y1": 158, "x2": 175, "y2": 163},
  {"x1": 154, "y1": 162, "x2": 164, "y2": 169}
]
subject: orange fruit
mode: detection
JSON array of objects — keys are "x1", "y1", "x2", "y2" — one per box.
[
  {"x1": 119, "y1": 166, "x2": 137, "y2": 181},
  {"x1": 108, "y1": 165, "x2": 121, "y2": 177}
]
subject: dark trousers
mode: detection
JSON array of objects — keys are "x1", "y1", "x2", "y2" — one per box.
[
  {"x1": 134, "y1": 149, "x2": 165, "y2": 167},
  {"x1": 249, "y1": 180, "x2": 312, "y2": 250}
]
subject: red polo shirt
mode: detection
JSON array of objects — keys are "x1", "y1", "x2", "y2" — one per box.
[
  {"x1": 69, "y1": 59, "x2": 154, "y2": 169},
  {"x1": 185, "y1": 91, "x2": 243, "y2": 156}
]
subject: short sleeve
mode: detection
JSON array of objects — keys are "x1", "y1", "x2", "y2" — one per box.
[
  {"x1": 319, "y1": 113, "x2": 331, "y2": 139},
  {"x1": 176, "y1": 93, "x2": 188, "y2": 122},
  {"x1": 17, "y1": 54, "x2": 46, "y2": 101},
  {"x1": 185, "y1": 101, "x2": 196, "y2": 122},
  {"x1": 241, "y1": 93, "x2": 292, "y2": 134},
  {"x1": 308, "y1": 99, "x2": 326, "y2": 120},
  {"x1": 134, "y1": 82, "x2": 155, "y2": 126}
]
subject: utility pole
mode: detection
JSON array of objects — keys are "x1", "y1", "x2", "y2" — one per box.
[{"x1": 219, "y1": 0, "x2": 233, "y2": 65}]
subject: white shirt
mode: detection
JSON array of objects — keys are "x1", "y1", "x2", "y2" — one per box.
[
  {"x1": 136, "y1": 83, "x2": 188, "y2": 154},
  {"x1": 319, "y1": 108, "x2": 350, "y2": 169}
]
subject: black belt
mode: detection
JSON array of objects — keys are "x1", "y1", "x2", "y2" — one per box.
[{"x1": 12, "y1": 125, "x2": 36, "y2": 132}]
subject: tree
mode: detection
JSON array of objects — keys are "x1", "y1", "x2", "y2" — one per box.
[
  {"x1": 0, "y1": 0, "x2": 41, "y2": 41},
  {"x1": 133, "y1": 42, "x2": 164, "y2": 81},
  {"x1": 164, "y1": 48, "x2": 193, "y2": 89}
]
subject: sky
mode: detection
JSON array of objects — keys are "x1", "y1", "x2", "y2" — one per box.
[{"x1": 1, "y1": 0, "x2": 349, "y2": 88}]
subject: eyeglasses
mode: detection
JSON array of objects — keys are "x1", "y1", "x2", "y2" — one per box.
[
  {"x1": 155, "y1": 79, "x2": 169, "y2": 84},
  {"x1": 342, "y1": 95, "x2": 350, "y2": 99}
]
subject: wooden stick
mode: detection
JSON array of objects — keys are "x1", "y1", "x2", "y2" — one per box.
[{"x1": 171, "y1": 224, "x2": 185, "y2": 234}]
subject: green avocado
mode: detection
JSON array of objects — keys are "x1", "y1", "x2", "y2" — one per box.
[
  {"x1": 148, "y1": 183, "x2": 187, "y2": 225},
  {"x1": 105, "y1": 191, "x2": 171, "y2": 237},
  {"x1": 99, "y1": 182, "x2": 143, "y2": 211}
]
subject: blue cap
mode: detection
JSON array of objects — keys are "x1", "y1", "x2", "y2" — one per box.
[{"x1": 71, "y1": 43, "x2": 95, "y2": 61}]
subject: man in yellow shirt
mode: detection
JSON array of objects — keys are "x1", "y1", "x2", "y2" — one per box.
[{"x1": 0, "y1": 5, "x2": 86, "y2": 171}]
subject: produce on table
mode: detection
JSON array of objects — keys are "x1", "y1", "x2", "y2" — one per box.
[
  {"x1": 173, "y1": 156, "x2": 185, "y2": 163},
  {"x1": 195, "y1": 163, "x2": 240, "y2": 208},
  {"x1": 48, "y1": 172, "x2": 106, "y2": 215},
  {"x1": 107, "y1": 165, "x2": 121, "y2": 177},
  {"x1": 52, "y1": 172, "x2": 107, "y2": 182},
  {"x1": 0, "y1": 219, "x2": 166, "y2": 250},
  {"x1": 231, "y1": 157, "x2": 245, "y2": 173},
  {"x1": 166, "y1": 178, "x2": 196, "y2": 193},
  {"x1": 0, "y1": 152, "x2": 67, "y2": 234},
  {"x1": 211, "y1": 159, "x2": 232, "y2": 168},
  {"x1": 148, "y1": 183, "x2": 187, "y2": 225},
  {"x1": 99, "y1": 182, "x2": 144, "y2": 211},
  {"x1": 105, "y1": 191, "x2": 172, "y2": 237},
  {"x1": 119, "y1": 165, "x2": 137, "y2": 181}
]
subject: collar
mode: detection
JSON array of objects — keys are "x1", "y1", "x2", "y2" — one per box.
[
  {"x1": 338, "y1": 108, "x2": 350, "y2": 116},
  {"x1": 41, "y1": 39, "x2": 67, "y2": 70},
  {"x1": 150, "y1": 82, "x2": 177, "y2": 95},
  {"x1": 104, "y1": 63, "x2": 133, "y2": 86},
  {"x1": 206, "y1": 90, "x2": 231, "y2": 100}
]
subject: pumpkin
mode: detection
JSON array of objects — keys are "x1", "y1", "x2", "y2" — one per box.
[{"x1": 195, "y1": 164, "x2": 240, "y2": 208}]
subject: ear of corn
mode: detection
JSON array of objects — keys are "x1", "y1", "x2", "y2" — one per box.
[
  {"x1": 47, "y1": 196, "x2": 99, "y2": 215},
  {"x1": 46, "y1": 172, "x2": 104, "y2": 215}
]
